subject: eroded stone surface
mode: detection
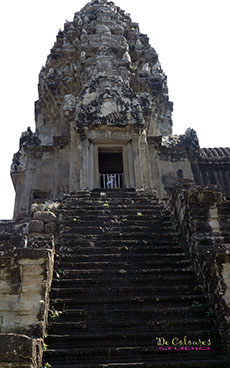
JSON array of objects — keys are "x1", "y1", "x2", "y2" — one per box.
[
  {"x1": 172, "y1": 182, "x2": 230, "y2": 352},
  {"x1": 33, "y1": 211, "x2": 56, "y2": 223},
  {"x1": 43, "y1": 190, "x2": 228, "y2": 366},
  {"x1": 3, "y1": 1, "x2": 230, "y2": 364},
  {"x1": 28, "y1": 220, "x2": 44, "y2": 234},
  {"x1": 0, "y1": 248, "x2": 54, "y2": 337},
  {"x1": 10, "y1": 0, "x2": 174, "y2": 219},
  {"x1": 10, "y1": 0, "x2": 230, "y2": 220},
  {"x1": 0, "y1": 334, "x2": 42, "y2": 368}
]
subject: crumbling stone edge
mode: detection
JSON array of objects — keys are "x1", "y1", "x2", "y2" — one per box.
[
  {"x1": 170, "y1": 180, "x2": 230, "y2": 355},
  {"x1": 0, "y1": 202, "x2": 58, "y2": 368}
]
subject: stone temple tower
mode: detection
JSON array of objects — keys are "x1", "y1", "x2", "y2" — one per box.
[
  {"x1": 11, "y1": 0, "x2": 230, "y2": 221},
  {"x1": 11, "y1": 0, "x2": 176, "y2": 219},
  {"x1": 2, "y1": 0, "x2": 230, "y2": 366}
]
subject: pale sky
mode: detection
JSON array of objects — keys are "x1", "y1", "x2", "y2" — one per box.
[{"x1": 0, "y1": 0, "x2": 229, "y2": 219}]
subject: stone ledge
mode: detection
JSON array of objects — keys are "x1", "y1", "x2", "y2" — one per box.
[
  {"x1": 0, "y1": 334, "x2": 42, "y2": 368},
  {"x1": 0, "y1": 246, "x2": 54, "y2": 337},
  {"x1": 172, "y1": 181, "x2": 230, "y2": 352},
  {"x1": 0, "y1": 247, "x2": 53, "y2": 259}
]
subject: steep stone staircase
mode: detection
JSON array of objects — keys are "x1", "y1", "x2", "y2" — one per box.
[{"x1": 43, "y1": 190, "x2": 228, "y2": 367}]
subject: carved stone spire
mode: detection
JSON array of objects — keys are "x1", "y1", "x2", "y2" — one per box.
[
  {"x1": 11, "y1": 0, "x2": 174, "y2": 219},
  {"x1": 36, "y1": 0, "x2": 173, "y2": 140}
]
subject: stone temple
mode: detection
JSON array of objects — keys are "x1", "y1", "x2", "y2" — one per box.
[{"x1": 0, "y1": 0, "x2": 230, "y2": 367}]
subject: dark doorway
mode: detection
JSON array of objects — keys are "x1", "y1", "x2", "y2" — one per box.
[
  {"x1": 98, "y1": 147, "x2": 124, "y2": 188},
  {"x1": 99, "y1": 148, "x2": 123, "y2": 174}
]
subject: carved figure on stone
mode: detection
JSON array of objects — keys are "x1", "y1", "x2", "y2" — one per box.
[
  {"x1": 19, "y1": 127, "x2": 41, "y2": 148},
  {"x1": 185, "y1": 128, "x2": 200, "y2": 149},
  {"x1": 63, "y1": 94, "x2": 76, "y2": 111}
]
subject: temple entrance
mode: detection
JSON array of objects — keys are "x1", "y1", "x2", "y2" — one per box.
[
  {"x1": 98, "y1": 147, "x2": 124, "y2": 188},
  {"x1": 88, "y1": 142, "x2": 135, "y2": 190}
]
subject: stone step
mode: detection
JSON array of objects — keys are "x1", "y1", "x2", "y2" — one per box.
[
  {"x1": 61, "y1": 196, "x2": 160, "y2": 204},
  {"x1": 60, "y1": 204, "x2": 163, "y2": 212},
  {"x1": 51, "y1": 293, "x2": 206, "y2": 310},
  {"x1": 60, "y1": 267, "x2": 194, "y2": 279},
  {"x1": 58, "y1": 237, "x2": 182, "y2": 246},
  {"x1": 50, "y1": 282, "x2": 201, "y2": 298},
  {"x1": 45, "y1": 329, "x2": 221, "y2": 347},
  {"x1": 55, "y1": 260, "x2": 190, "y2": 269},
  {"x1": 41, "y1": 357, "x2": 229, "y2": 368},
  {"x1": 44, "y1": 192, "x2": 227, "y2": 366},
  {"x1": 43, "y1": 346, "x2": 225, "y2": 365},
  {"x1": 59, "y1": 226, "x2": 175, "y2": 236},
  {"x1": 60, "y1": 222, "x2": 173, "y2": 231},
  {"x1": 55, "y1": 252, "x2": 187, "y2": 262},
  {"x1": 45, "y1": 345, "x2": 224, "y2": 368},
  {"x1": 52, "y1": 303, "x2": 210, "y2": 317},
  {"x1": 47, "y1": 312, "x2": 214, "y2": 330},
  {"x1": 48, "y1": 317, "x2": 215, "y2": 334},
  {"x1": 60, "y1": 221, "x2": 174, "y2": 232},
  {"x1": 59, "y1": 214, "x2": 171, "y2": 222},
  {"x1": 59, "y1": 232, "x2": 179, "y2": 241},
  {"x1": 53, "y1": 259, "x2": 191, "y2": 270},
  {"x1": 63, "y1": 189, "x2": 155, "y2": 198},
  {"x1": 59, "y1": 209, "x2": 167, "y2": 217},
  {"x1": 51, "y1": 270, "x2": 197, "y2": 286},
  {"x1": 51, "y1": 274, "x2": 198, "y2": 288},
  {"x1": 60, "y1": 201, "x2": 166, "y2": 208},
  {"x1": 57, "y1": 243, "x2": 185, "y2": 254},
  {"x1": 65, "y1": 188, "x2": 137, "y2": 196},
  {"x1": 61, "y1": 192, "x2": 160, "y2": 200}
]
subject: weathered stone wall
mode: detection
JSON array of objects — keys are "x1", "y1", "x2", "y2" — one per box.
[
  {"x1": 0, "y1": 247, "x2": 53, "y2": 336},
  {"x1": 0, "y1": 245, "x2": 54, "y2": 367},
  {"x1": 147, "y1": 136, "x2": 194, "y2": 197},
  {"x1": 0, "y1": 334, "x2": 43, "y2": 368},
  {"x1": 5, "y1": 0, "x2": 230, "y2": 366},
  {"x1": 190, "y1": 148, "x2": 230, "y2": 197},
  {"x1": 12, "y1": 144, "x2": 70, "y2": 219},
  {"x1": 0, "y1": 205, "x2": 57, "y2": 367},
  {"x1": 0, "y1": 220, "x2": 28, "y2": 248},
  {"x1": 172, "y1": 182, "x2": 230, "y2": 351}
]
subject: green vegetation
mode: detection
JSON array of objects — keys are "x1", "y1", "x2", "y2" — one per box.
[
  {"x1": 48, "y1": 305, "x2": 63, "y2": 320},
  {"x1": 54, "y1": 269, "x2": 64, "y2": 279},
  {"x1": 41, "y1": 363, "x2": 51, "y2": 368}
]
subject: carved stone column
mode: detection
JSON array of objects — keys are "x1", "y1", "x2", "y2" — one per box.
[
  {"x1": 140, "y1": 132, "x2": 153, "y2": 190},
  {"x1": 80, "y1": 130, "x2": 89, "y2": 189},
  {"x1": 126, "y1": 142, "x2": 135, "y2": 188},
  {"x1": 88, "y1": 142, "x2": 94, "y2": 189},
  {"x1": 69, "y1": 122, "x2": 81, "y2": 192},
  {"x1": 131, "y1": 134, "x2": 143, "y2": 189}
]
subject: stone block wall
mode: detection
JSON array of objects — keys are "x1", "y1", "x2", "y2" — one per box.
[
  {"x1": 0, "y1": 206, "x2": 57, "y2": 368},
  {"x1": 190, "y1": 148, "x2": 230, "y2": 198},
  {"x1": 0, "y1": 334, "x2": 43, "y2": 368},
  {"x1": 172, "y1": 182, "x2": 230, "y2": 351},
  {"x1": 0, "y1": 248, "x2": 53, "y2": 337}
]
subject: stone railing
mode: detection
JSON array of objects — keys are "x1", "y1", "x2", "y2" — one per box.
[
  {"x1": 171, "y1": 181, "x2": 230, "y2": 353},
  {"x1": 0, "y1": 202, "x2": 58, "y2": 368}
]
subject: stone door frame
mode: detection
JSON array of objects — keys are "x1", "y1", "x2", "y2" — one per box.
[{"x1": 88, "y1": 141, "x2": 135, "y2": 189}]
